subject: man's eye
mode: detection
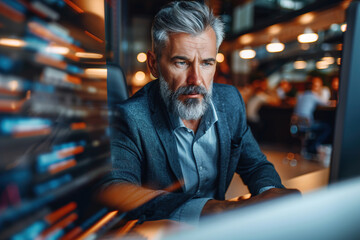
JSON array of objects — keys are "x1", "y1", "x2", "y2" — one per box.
[
  {"x1": 175, "y1": 61, "x2": 187, "y2": 67},
  {"x1": 202, "y1": 61, "x2": 213, "y2": 66}
]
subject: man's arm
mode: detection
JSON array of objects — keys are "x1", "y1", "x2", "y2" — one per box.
[
  {"x1": 201, "y1": 188, "x2": 301, "y2": 217},
  {"x1": 97, "y1": 182, "x2": 193, "y2": 221},
  {"x1": 97, "y1": 105, "x2": 193, "y2": 221},
  {"x1": 200, "y1": 87, "x2": 300, "y2": 217}
]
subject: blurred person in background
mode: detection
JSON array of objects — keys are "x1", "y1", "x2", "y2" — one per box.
[
  {"x1": 98, "y1": 1, "x2": 299, "y2": 225},
  {"x1": 276, "y1": 80, "x2": 291, "y2": 101},
  {"x1": 247, "y1": 76, "x2": 280, "y2": 141},
  {"x1": 275, "y1": 80, "x2": 296, "y2": 105},
  {"x1": 293, "y1": 77, "x2": 331, "y2": 155},
  {"x1": 310, "y1": 76, "x2": 330, "y2": 102}
]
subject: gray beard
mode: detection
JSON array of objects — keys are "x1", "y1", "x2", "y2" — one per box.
[{"x1": 159, "y1": 75, "x2": 212, "y2": 120}]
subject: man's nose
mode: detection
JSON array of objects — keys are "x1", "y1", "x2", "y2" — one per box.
[{"x1": 186, "y1": 64, "x2": 202, "y2": 86}]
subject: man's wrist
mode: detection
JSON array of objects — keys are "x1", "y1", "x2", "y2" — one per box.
[{"x1": 258, "y1": 186, "x2": 276, "y2": 194}]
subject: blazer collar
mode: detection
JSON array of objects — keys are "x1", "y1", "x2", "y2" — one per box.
[
  {"x1": 148, "y1": 80, "x2": 185, "y2": 190},
  {"x1": 212, "y1": 87, "x2": 231, "y2": 199}
]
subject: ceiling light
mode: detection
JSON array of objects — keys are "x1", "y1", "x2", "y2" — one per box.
[
  {"x1": 266, "y1": 38, "x2": 285, "y2": 53},
  {"x1": 216, "y1": 53, "x2": 225, "y2": 63},
  {"x1": 321, "y1": 54, "x2": 335, "y2": 65},
  {"x1": 137, "y1": 52, "x2": 147, "y2": 62},
  {"x1": 132, "y1": 71, "x2": 147, "y2": 86},
  {"x1": 239, "y1": 47, "x2": 256, "y2": 59},
  {"x1": 337, "y1": 58, "x2": 341, "y2": 65},
  {"x1": 268, "y1": 25, "x2": 282, "y2": 35},
  {"x1": 135, "y1": 71, "x2": 145, "y2": 81},
  {"x1": 294, "y1": 60, "x2": 307, "y2": 70},
  {"x1": 316, "y1": 61, "x2": 329, "y2": 69},
  {"x1": 298, "y1": 13, "x2": 315, "y2": 25},
  {"x1": 297, "y1": 28, "x2": 318, "y2": 43},
  {"x1": 8, "y1": 80, "x2": 19, "y2": 91},
  {"x1": 239, "y1": 34, "x2": 253, "y2": 45}
]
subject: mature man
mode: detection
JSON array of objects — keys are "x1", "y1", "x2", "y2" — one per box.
[{"x1": 100, "y1": 1, "x2": 298, "y2": 224}]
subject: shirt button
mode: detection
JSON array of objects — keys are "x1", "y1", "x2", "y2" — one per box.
[
  {"x1": 199, "y1": 166, "x2": 203, "y2": 171},
  {"x1": 197, "y1": 190, "x2": 200, "y2": 194}
]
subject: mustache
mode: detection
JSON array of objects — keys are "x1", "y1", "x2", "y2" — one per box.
[{"x1": 174, "y1": 85, "x2": 208, "y2": 96}]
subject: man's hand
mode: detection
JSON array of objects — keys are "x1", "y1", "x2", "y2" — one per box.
[
  {"x1": 201, "y1": 188, "x2": 301, "y2": 217},
  {"x1": 249, "y1": 188, "x2": 301, "y2": 202}
]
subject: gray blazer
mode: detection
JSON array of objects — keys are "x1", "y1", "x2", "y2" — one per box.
[{"x1": 105, "y1": 80, "x2": 283, "y2": 221}]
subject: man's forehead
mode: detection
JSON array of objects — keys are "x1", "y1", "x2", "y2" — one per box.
[{"x1": 161, "y1": 29, "x2": 217, "y2": 58}]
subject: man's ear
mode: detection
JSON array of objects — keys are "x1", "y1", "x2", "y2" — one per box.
[{"x1": 147, "y1": 50, "x2": 159, "y2": 79}]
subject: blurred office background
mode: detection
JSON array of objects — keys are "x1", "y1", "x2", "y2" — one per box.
[{"x1": 0, "y1": 0, "x2": 355, "y2": 239}]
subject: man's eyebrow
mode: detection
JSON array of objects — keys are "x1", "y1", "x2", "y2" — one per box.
[
  {"x1": 170, "y1": 56, "x2": 216, "y2": 62},
  {"x1": 170, "y1": 56, "x2": 189, "y2": 61},
  {"x1": 203, "y1": 58, "x2": 216, "y2": 62}
]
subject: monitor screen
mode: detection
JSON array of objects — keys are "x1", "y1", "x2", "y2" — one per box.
[{"x1": 329, "y1": 1, "x2": 360, "y2": 183}]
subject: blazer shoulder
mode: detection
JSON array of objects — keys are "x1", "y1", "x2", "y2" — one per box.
[
  {"x1": 213, "y1": 83, "x2": 245, "y2": 109},
  {"x1": 114, "y1": 82, "x2": 154, "y2": 119}
]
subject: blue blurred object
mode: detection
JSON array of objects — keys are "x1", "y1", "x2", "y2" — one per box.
[
  {"x1": 11, "y1": 221, "x2": 47, "y2": 240},
  {"x1": 0, "y1": 0, "x2": 27, "y2": 14},
  {"x1": 0, "y1": 117, "x2": 52, "y2": 135},
  {"x1": 34, "y1": 174, "x2": 72, "y2": 196},
  {"x1": 0, "y1": 55, "x2": 15, "y2": 72}
]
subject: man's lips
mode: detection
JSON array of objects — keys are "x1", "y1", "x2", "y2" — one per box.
[{"x1": 182, "y1": 93, "x2": 202, "y2": 98}]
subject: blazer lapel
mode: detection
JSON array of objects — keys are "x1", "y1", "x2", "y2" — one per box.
[
  {"x1": 148, "y1": 81, "x2": 185, "y2": 190},
  {"x1": 213, "y1": 90, "x2": 231, "y2": 199}
]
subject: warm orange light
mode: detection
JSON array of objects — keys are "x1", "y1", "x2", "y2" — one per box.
[
  {"x1": 239, "y1": 34, "x2": 253, "y2": 45},
  {"x1": 294, "y1": 60, "x2": 307, "y2": 70},
  {"x1": 48, "y1": 159, "x2": 77, "y2": 174},
  {"x1": 45, "y1": 46, "x2": 69, "y2": 55},
  {"x1": 298, "y1": 13, "x2": 315, "y2": 25},
  {"x1": 216, "y1": 53, "x2": 225, "y2": 63},
  {"x1": 0, "y1": 38, "x2": 26, "y2": 47},
  {"x1": 135, "y1": 71, "x2": 145, "y2": 81},
  {"x1": 64, "y1": 0, "x2": 84, "y2": 13},
  {"x1": 268, "y1": 24, "x2": 282, "y2": 35},
  {"x1": 75, "y1": 52, "x2": 103, "y2": 59},
  {"x1": 322, "y1": 55, "x2": 335, "y2": 65},
  {"x1": 341, "y1": 23, "x2": 347, "y2": 32},
  {"x1": 85, "y1": 68, "x2": 107, "y2": 78},
  {"x1": 8, "y1": 80, "x2": 19, "y2": 91},
  {"x1": 84, "y1": 30, "x2": 103, "y2": 43},
  {"x1": 137, "y1": 52, "x2": 147, "y2": 62},
  {"x1": 45, "y1": 202, "x2": 77, "y2": 224},
  {"x1": 337, "y1": 58, "x2": 341, "y2": 65},
  {"x1": 297, "y1": 28, "x2": 318, "y2": 43},
  {"x1": 71, "y1": 122, "x2": 86, "y2": 130},
  {"x1": 316, "y1": 61, "x2": 329, "y2": 69},
  {"x1": 77, "y1": 211, "x2": 118, "y2": 240},
  {"x1": 266, "y1": 39, "x2": 285, "y2": 53},
  {"x1": 239, "y1": 48, "x2": 256, "y2": 59}
]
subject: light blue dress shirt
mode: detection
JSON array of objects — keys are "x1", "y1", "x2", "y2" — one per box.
[
  {"x1": 294, "y1": 90, "x2": 328, "y2": 123},
  {"x1": 167, "y1": 101, "x2": 274, "y2": 224},
  {"x1": 168, "y1": 101, "x2": 219, "y2": 224}
]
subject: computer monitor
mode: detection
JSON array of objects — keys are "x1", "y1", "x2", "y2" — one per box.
[
  {"x1": 329, "y1": 1, "x2": 360, "y2": 183},
  {"x1": 164, "y1": 176, "x2": 360, "y2": 240}
]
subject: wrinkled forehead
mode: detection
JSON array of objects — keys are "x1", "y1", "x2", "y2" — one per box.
[{"x1": 161, "y1": 28, "x2": 217, "y2": 57}]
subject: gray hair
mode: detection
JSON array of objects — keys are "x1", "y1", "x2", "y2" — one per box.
[{"x1": 151, "y1": 1, "x2": 225, "y2": 57}]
